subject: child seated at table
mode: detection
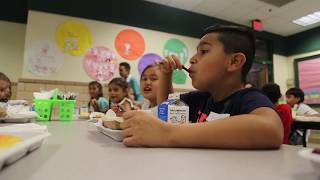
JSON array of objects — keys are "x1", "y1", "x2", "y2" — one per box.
[
  {"x1": 285, "y1": 87, "x2": 319, "y2": 145},
  {"x1": 262, "y1": 83, "x2": 292, "y2": 144},
  {"x1": 285, "y1": 88, "x2": 319, "y2": 116},
  {"x1": 139, "y1": 64, "x2": 161, "y2": 115},
  {"x1": 108, "y1": 78, "x2": 135, "y2": 116},
  {"x1": 88, "y1": 81, "x2": 109, "y2": 113},
  {"x1": 0, "y1": 72, "x2": 12, "y2": 103},
  {"x1": 120, "y1": 25, "x2": 283, "y2": 149}
]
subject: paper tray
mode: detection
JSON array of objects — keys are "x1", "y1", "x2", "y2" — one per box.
[
  {"x1": 94, "y1": 122, "x2": 123, "y2": 142},
  {"x1": 0, "y1": 132, "x2": 50, "y2": 170}
]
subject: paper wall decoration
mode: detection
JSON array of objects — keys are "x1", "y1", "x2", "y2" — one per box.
[
  {"x1": 138, "y1": 53, "x2": 161, "y2": 75},
  {"x1": 298, "y1": 57, "x2": 320, "y2": 104},
  {"x1": 83, "y1": 46, "x2": 118, "y2": 81},
  {"x1": 115, "y1": 29, "x2": 145, "y2": 60},
  {"x1": 163, "y1": 38, "x2": 189, "y2": 84},
  {"x1": 56, "y1": 20, "x2": 92, "y2": 56},
  {"x1": 26, "y1": 40, "x2": 63, "y2": 76}
]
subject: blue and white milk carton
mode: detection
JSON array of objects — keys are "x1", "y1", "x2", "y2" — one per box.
[{"x1": 158, "y1": 93, "x2": 189, "y2": 124}]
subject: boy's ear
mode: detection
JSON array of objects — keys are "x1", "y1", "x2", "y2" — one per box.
[{"x1": 227, "y1": 53, "x2": 246, "y2": 72}]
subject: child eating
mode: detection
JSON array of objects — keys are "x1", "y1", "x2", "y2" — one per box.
[
  {"x1": 88, "y1": 81, "x2": 109, "y2": 113},
  {"x1": 120, "y1": 25, "x2": 283, "y2": 149},
  {"x1": 108, "y1": 78, "x2": 135, "y2": 116}
]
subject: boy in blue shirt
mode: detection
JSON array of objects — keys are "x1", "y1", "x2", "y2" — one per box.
[
  {"x1": 120, "y1": 25, "x2": 283, "y2": 149},
  {"x1": 119, "y1": 62, "x2": 143, "y2": 101}
]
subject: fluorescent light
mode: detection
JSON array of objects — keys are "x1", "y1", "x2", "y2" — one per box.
[{"x1": 292, "y1": 11, "x2": 320, "y2": 26}]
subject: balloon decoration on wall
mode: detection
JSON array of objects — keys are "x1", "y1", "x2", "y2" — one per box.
[
  {"x1": 56, "y1": 20, "x2": 92, "y2": 56},
  {"x1": 83, "y1": 46, "x2": 118, "y2": 81},
  {"x1": 163, "y1": 38, "x2": 188, "y2": 84},
  {"x1": 26, "y1": 40, "x2": 63, "y2": 76},
  {"x1": 138, "y1": 53, "x2": 162, "y2": 75},
  {"x1": 115, "y1": 29, "x2": 145, "y2": 60}
]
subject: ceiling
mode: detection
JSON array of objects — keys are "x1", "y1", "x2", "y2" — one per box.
[{"x1": 145, "y1": 0, "x2": 320, "y2": 36}]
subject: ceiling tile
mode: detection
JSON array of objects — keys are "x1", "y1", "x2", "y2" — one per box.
[{"x1": 168, "y1": 0, "x2": 203, "y2": 10}]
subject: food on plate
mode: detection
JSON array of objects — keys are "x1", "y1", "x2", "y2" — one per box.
[
  {"x1": 0, "y1": 107, "x2": 7, "y2": 117},
  {"x1": 102, "y1": 117, "x2": 124, "y2": 130}
]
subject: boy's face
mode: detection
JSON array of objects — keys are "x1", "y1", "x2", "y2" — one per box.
[
  {"x1": 188, "y1": 33, "x2": 233, "y2": 91},
  {"x1": 119, "y1": 66, "x2": 129, "y2": 78},
  {"x1": 286, "y1": 94, "x2": 300, "y2": 107},
  {"x1": 0, "y1": 80, "x2": 10, "y2": 101}
]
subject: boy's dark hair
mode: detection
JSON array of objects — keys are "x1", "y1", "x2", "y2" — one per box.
[
  {"x1": 108, "y1": 77, "x2": 129, "y2": 93},
  {"x1": 261, "y1": 83, "x2": 281, "y2": 104},
  {"x1": 119, "y1": 62, "x2": 131, "y2": 71},
  {"x1": 201, "y1": 25, "x2": 256, "y2": 82},
  {"x1": 286, "y1": 87, "x2": 304, "y2": 103},
  {"x1": 88, "y1": 81, "x2": 103, "y2": 98},
  {"x1": 0, "y1": 72, "x2": 12, "y2": 99}
]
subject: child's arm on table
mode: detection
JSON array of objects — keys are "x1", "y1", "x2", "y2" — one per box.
[{"x1": 120, "y1": 107, "x2": 283, "y2": 149}]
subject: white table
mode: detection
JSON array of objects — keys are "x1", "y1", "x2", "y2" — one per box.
[
  {"x1": 0, "y1": 121, "x2": 318, "y2": 180},
  {"x1": 292, "y1": 116, "x2": 320, "y2": 147}
]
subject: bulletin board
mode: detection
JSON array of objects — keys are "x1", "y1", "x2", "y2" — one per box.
[
  {"x1": 22, "y1": 11, "x2": 199, "y2": 90},
  {"x1": 294, "y1": 54, "x2": 320, "y2": 104}
]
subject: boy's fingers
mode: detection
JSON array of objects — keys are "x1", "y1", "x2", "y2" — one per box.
[
  {"x1": 171, "y1": 55, "x2": 183, "y2": 69},
  {"x1": 122, "y1": 128, "x2": 133, "y2": 138},
  {"x1": 120, "y1": 121, "x2": 129, "y2": 129},
  {"x1": 167, "y1": 56, "x2": 177, "y2": 70},
  {"x1": 123, "y1": 111, "x2": 139, "y2": 119},
  {"x1": 123, "y1": 136, "x2": 138, "y2": 147}
]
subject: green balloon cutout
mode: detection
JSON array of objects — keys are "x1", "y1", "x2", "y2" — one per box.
[
  {"x1": 163, "y1": 38, "x2": 188, "y2": 84},
  {"x1": 172, "y1": 70, "x2": 187, "y2": 84}
]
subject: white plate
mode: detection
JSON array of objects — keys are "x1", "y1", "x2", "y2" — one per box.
[
  {"x1": 0, "y1": 132, "x2": 50, "y2": 170},
  {"x1": 299, "y1": 148, "x2": 320, "y2": 175},
  {"x1": 94, "y1": 121, "x2": 123, "y2": 142}
]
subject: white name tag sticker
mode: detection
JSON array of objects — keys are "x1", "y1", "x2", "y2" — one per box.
[{"x1": 206, "y1": 112, "x2": 230, "y2": 122}]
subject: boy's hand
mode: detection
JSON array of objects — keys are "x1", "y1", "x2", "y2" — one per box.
[
  {"x1": 120, "y1": 111, "x2": 172, "y2": 147},
  {"x1": 157, "y1": 55, "x2": 183, "y2": 74}
]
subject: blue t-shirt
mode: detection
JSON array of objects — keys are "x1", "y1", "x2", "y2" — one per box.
[
  {"x1": 180, "y1": 88, "x2": 275, "y2": 123},
  {"x1": 97, "y1": 97, "x2": 109, "y2": 111},
  {"x1": 128, "y1": 77, "x2": 144, "y2": 101}
]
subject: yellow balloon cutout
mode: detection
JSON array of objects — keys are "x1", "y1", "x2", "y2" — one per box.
[{"x1": 56, "y1": 20, "x2": 92, "y2": 56}]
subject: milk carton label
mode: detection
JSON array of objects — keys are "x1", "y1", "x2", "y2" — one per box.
[
  {"x1": 158, "y1": 97, "x2": 189, "y2": 124},
  {"x1": 167, "y1": 106, "x2": 189, "y2": 124}
]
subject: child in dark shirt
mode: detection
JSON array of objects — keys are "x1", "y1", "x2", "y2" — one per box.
[{"x1": 120, "y1": 25, "x2": 283, "y2": 149}]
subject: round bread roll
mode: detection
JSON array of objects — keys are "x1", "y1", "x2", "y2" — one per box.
[{"x1": 102, "y1": 117, "x2": 123, "y2": 130}]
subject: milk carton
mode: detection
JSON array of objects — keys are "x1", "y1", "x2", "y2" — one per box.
[{"x1": 158, "y1": 93, "x2": 189, "y2": 124}]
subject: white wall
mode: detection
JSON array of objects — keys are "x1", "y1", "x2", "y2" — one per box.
[
  {"x1": 23, "y1": 10, "x2": 199, "y2": 89},
  {"x1": 273, "y1": 54, "x2": 291, "y2": 94},
  {"x1": 273, "y1": 50, "x2": 320, "y2": 95},
  {"x1": 0, "y1": 20, "x2": 26, "y2": 82}
]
